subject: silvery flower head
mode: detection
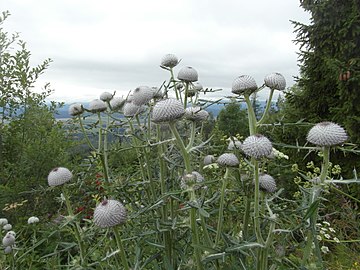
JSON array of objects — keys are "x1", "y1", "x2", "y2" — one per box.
[
  {"x1": 132, "y1": 86, "x2": 155, "y2": 106},
  {"x1": 2, "y1": 231, "x2": 15, "y2": 247},
  {"x1": 161, "y1": 54, "x2": 179, "y2": 68},
  {"x1": 28, "y1": 216, "x2": 40, "y2": 224},
  {"x1": 227, "y1": 137, "x2": 242, "y2": 150},
  {"x1": 48, "y1": 167, "x2": 73, "y2": 187},
  {"x1": 184, "y1": 107, "x2": 209, "y2": 122},
  {"x1": 109, "y1": 97, "x2": 125, "y2": 111},
  {"x1": 151, "y1": 99, "x2": 185, "y2": 123},
  {"x1": 203, "y1": 155, "x2": 215, "y2": 165},
  {"x1": 3, "y1": 224, "x2": 12, "y2": 231},
  {"x1": 69, "y1": 103, "x2": 84, "y2": 116},
  {"x1": 177, "y1": 66, "x2": 198, "y2": 82},
  {"x1": 123, "y1": 102, "x2": 146, "y2": 117},
  {"x1": 307, "y1": 121, "x2": 348, "y2": 146},
  {"x1": 232, "y1": 75, "x2": 258, "y2": 95},
  {"x1": 241, "y1": 134, "x2": 273, "y2": 159},
  {"x1": 217, "y1": 153, "x2": 240, "y2": 167},
  {"x1": 88, "y1": 99, "x2": 107, "y2": 113},
  {"x1": 180, "y1": 171, "x2": 205, "y2": 190},
  {"x1": 0, "y1": 218, "x2": 8, "y2": 226},
  {"x1": 258, "y1": 174, "x2": 277, "y2": 193},
  {"x1": 264, "y1": 72, "x2": 286, "y2": 90},
  {"x1": 100, "y1": 91, "x2": 114, "y2": 102},
  {"x1": 94, "y1": 199, "x2": 127, "y2": 228}
]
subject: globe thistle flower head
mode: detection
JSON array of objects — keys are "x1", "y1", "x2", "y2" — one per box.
[
  {"x1": 203, "y1": 155, "x2": 215, "y2": 165},
  {"x1": 242, "y1": 134, "x2": 273, "y2": 159},
  {"x1": 227, "y1": 137, "x2": 242, "y2": 150},
  {"x1": 307, "y1": 121, "x2": 348, "y2": 146},
  {"x1": 151, "y1": 98, "x2": 185, "y2": 123},
  {"x1": 184, "y1": 107, "x2": 209, "y2": 122},
  {"x1": 180, "y1": 171, "x2": 205, "y2": 190},
  {"x1": 3, "y1": 224, "x2": 12, "y2": 231},
  {"x1": 258, "y1": 174, "x2": 277, "y2": 193},
  {"x1": 2, "y1": 232, "x2": 15, "y2": 247},
  {"x1": 88, "y1": 99, "x2": 107, "y2": 113},
  {"x1": 232, "y1": 75, "x2": 258, "y2": 95},
  {"x1": 48, "y1": 167, "x2": 73, "y2": 187},
  {"x1": 69, "y1": 103, "x2": 84, "y2": 116},
  {"x1": 264, "y1": 72, "x2": 286, "y2": 90},
  {"x1": 177, "y1": 66, "x2": 198, "y2": 82},
  {"x1": 217, "y1": 153, "x2": 240, "y2": 167},
  {"x1": 0, "y1": 218, "x2": 8, "y2": 226},
  {"x1": 123, "y1": 102, "x2": 145, "y2": 117},
  {"x1": 132, "y1": 86, "x2": 154, "y2": 106},
  {"x1": 94, "y1": 199, "x2": 127, "y2": 228},
  {"x1": 28, "y1": 216, "x2": 40, "y2": 224},
  {"x1": 100, "y1": 91, "x2": 113, "y2": 102},
  {"x1": 109, "y1": 97, "x2": 125, "y2": 111},
  {"x1": 161, "y1": 54, "x2": 179, "y2": 68}
]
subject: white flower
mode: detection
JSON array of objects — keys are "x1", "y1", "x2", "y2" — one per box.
[
  {"x1": 321, "y1": 245, "x2": 329, "y2": 254},
  {"x1": 3, "y1": 224, "x2": 12, "y2": 231},
  {"x1": 322, "y1": 221, "x2": 331, "y2": 226},
  {"x1": 324, "y1": 234, "x2": 331, "y2": 239},
  {"x1": 329, "y1": 228, "x2": 336, "y2": 233},
  {"x1": 317, "y1": 235, "x2": 322, "y2": 241},
  {"x1": 333, "y1": 237, "x2": 340, "y2": 243},
  {"x1": 28, "y1": 216, "x2": 40, "y2": 224},
  {"x1": 2, "y1": 231, "x2": 15, "y2": 247},
  {"x1": 0, "y1": 218, "x2": 8, "y2": 226}
]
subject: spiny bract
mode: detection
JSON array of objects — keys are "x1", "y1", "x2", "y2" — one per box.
[
  {"x1": 151, "y1": 99, "x2": 185, "y2": 123},
  {"x1": 241, "y1": 134, "x2": 273, "y2": 159},
  {"x1": 217, "y1": 153, "x2": 240, "y2": 167},
  {"x1": 232, "y1": 75, "x2": 258, "y2": 95},
  {"x1": 48, "y1": 167, "x2": 73, "y2": 187},
  {"x1": 264, "y1": 72, "x2": 286, "y2": 90},
  {"x1": 94, "y1": 199, "x2": 127, "y2": 228},
  {"x1": 307, "y1": 121, "x2": 348, "y2": 146}
]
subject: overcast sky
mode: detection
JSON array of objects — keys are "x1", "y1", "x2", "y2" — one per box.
[{"x1": 3, "y1": 0, "x2": 310, "y2": 103}]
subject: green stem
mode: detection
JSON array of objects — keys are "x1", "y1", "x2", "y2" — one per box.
[
  {"x1": 244, "y1": 94, "x2": 257, "y2": 135},
  {"x1": 319, "y1": 146, "x2": 330, "y2": 183},
  {"x1": 215, "y1": 167, "x2": 229, "y2": 246},
  {"x1": 186, "y1": 121, "x2": 196, "y2": 151},
  {"x1": 169, "y1": 122, "x2": 191, "y2": 173},
  {"x1": 77, "y1": 115, "x2": 96, "y2": 151},
  {"x1": 257, "y1": 88, "x2": 275, "y2": 126},
  {"x1": 170, "y1": 68, "x2": 179, "y2": 100},
  {"x1": 242, "y1": 196, "x2": 251, "y2": 240},
  {"x1": 190, "y1": 189, "x2": 204, "y2": 270},
  {"x1": 184, "y1": 82, "x2": 189, "y2": 109},
  {"x1": 62, "y1": 186, "x2": 86, "y2": 266},
  {"x1": 253, "y1": 159, "x2": 265, "y2": 245},
  {"x1": 113, "y1": 226, "x2": 130, "y2": 270}
]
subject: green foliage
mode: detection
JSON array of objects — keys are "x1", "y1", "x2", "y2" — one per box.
[
  {"x1": 0, "y1": 11, "x2": 71, "y2": 222},
  {"x1": 217, "y1": 100, "x2": 249, "y2": 137}
]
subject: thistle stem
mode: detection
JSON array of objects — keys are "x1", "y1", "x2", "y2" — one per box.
[
  {"x1": 215, "y1": 167, "x2": 229, "y2": 246},
  {"x1": 113, "y1": 226, "x2": 130, "y2": 270},
  {"x1": 244, "y1": 94, "x2": 257, "y2": 135},
  {"x1": 257, "y1": 88, "x2": 275, "y2": 126}
]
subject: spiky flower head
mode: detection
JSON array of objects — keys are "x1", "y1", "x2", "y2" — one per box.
[
  {"x1": 227, "y1": 137, "x2": 242, "y2": 150},
  {"x1": 88, "y1": 99, "x2": 107, "y2": 113},
  {"x1": 2, "y1": 232, "x2": 15, "y2": 247},
  {"x1": 180, "y1": 171, "x2": 205, "y2": 190},
  {"x1": 132, "y1": 86, "x2": 154, "y2": 106},
  {"x1": 123, "y1": 102, "x2": 146, "y2": 117},
  {"x1": 28, "y1": 216, "x2": 40, "y2": 224},
  {"x1": 242, "y1": 134, "x2": 272, "y2": 159},
  {"x1": 307, "y1": 122, "x2": 348, "y2": 146},
  {"x1": 109, "y1": 97, "x2": 125, "y2": 111},
  {"x1": 94, "y1": 199, "x2": 127, "y2": 228},
  {"x1": 203, "y1": 155, "x2": 215, "y2": 165},
  {"x1": 48, "y1": 167, "x2": 73, "y2": 187},
  {"x1": 161, "y1": 54, "x2": 179, "y2": 68},
  {"x1": 217, "y1": 153, "x2": 240, "y2": 167},
  {"x1": 100, "y1": 91, "x2": 113, "y2": 102},
  {"x1": 184, "y1": 107, "x2": 209, "y2": 122},
  {"x1": 151, "y1": 98, "x2": 185, "y2": 123},
  {"x1": 177, "y1": 66, "x2": 198, "y2": 82},
  {"x1": 258, "y1": 174, "x2": 277, "y2": 193},
  {"x1": 232, "y1": 75, "x2": 258, "y2": 95},
  {"x1": 3, "y1": 224, "x2": 12, "y2": 231},
  {"x1": 69, "y1": 103, "x2": 84, "y2": 116},
  {"x1": 0, "y1": 218, "x2": 8, "y2": 226},
  {"x1": 264, "y1": 72, "x2": 286, "y2": 90}
]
